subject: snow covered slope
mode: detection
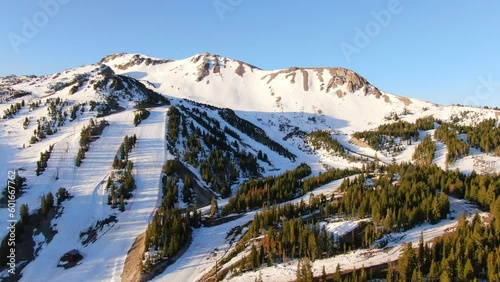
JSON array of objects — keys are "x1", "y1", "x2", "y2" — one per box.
[{"x1": 0, "y1": 52, "x2": 499, "y2": 281}]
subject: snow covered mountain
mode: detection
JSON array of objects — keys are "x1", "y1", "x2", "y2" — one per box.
[{"x1": 0, "y1": 53, "x2": 499, "y2": 281}]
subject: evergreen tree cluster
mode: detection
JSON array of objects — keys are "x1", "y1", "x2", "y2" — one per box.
[
  {"x1": 247, "y1": 203, "x2": 340, "y2": 263},
  {"x1": 352, "y1": 121, "x2": 419, "y2": 152},
  {"x1": 0, "y1": 89, "x2": 30, "y2": 103},
  {"x1": 2, "y1": 100, "x2": 24, "y2": 119},
  {"x1": 412, "y1": 135, "x2": 436, "y2": 166},
  {"x1": 397, "y1": 214, "x2": 500, "y2": 282},
  {"x1": 112, "y1": 134, "x2": 137, "y2": 169},
  {"x1": 218, "y1": 108, "x2": 296, "y2": 161},
  {"x1": 68, "y1": 104, "x2": 78, "y2": 121},
  {"x1": 1, "y1": 174, "x2": 26, "y2": 201},
  {"x1": 222, "y1": 164, "x2": 312, "y2": 215},
  {"x1": 133, "y1": 109, "x2": 150, "y2": 126},
  {"x1": 48, "y1": 73, "x2": 89, "y2": 93},
  {"x1": 28, "y1": 100, "x2": 42, "y2": 111},
  {"x1": 224, "y1": 125, "x2": 241, "y2": 140},
  {"x1": 56, "y1": 187, "x2": 70, "y2": 206},
  {"x1": 230, "y1": 198, "x2": 374, "y2": 276},
  {"x1": 338, "y1": 172, "x2": 449, "y2": 231},
  {"x1": 167, "y1": 105, "x2": 263, "y2": 197},
  {"x1": 180, "y1": 105, "x2": 228, "y2": 146},
  {"x1": 143, "y1": 205, "x2": 197, "y2": 270},
  {"x1": 161, "y1": 160, "x2": 194, "y2": 204},
  {"x1": 161, "y1": 175, "x2": 179, "y2": 209},
  {"x1": 434, "y1": 123, "x2": 469, "y2": 164},
  {"x1": 380, "y1": 163, "x2": 499, "y2": 212},
  {"x1": 36, "y1": 144, "x2": 54, "y2": 176},
  {"x1": 415, "y1": 116, "x2": 436, "y2": 130},
  {"x1": 220, "y1": 163, "x2": 500, "y2": 280},
  {"x1": 108, "y1": 135, "x2": 137, "y2": 211},
  {"x1": 167, "y1": 106, "x2": 181, "y2": 146},
  {"x1": 306, "y1": 130, "x2": 347, "y2": 157},
  {"x1": 29, "y1": 99, "x2": 87, "y2": 144},
  {"x1": 76, "y1": 118, "x2": 109, "y2": 166},
  {"x1": 302, "y1": 168, "x2": 360, "y2": 193},
  {"x1": 182, "y1": 175, "x2": 193, "y2": 203},
  {"x1": 143, "y1": 168, "x2": 201, "y2": 270},
  {"x1": 30, "y1": 117, "x2": 53, "y2": 144},
  {"x1": 200, "y1": 149, "x2": 239, "y2": 198},
  {"x1": 296, "y1": 257, "x2": 314, "y2": 282},
  {"x1": 182, "y1": 131, "x2": 202, "y2": 166},
  {"x1": 112, "y1": 75, "x2": 170, "y2": 106},
  {"x1": 40, "y1": 192, "x2": 54, "y2": 218},
  {"x1": 464, "y1": 118, "x2": 500, "y2": 155}
]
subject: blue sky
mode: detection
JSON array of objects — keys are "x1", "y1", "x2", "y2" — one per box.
[{"x1": 1, "y1": 0, "x2": 499, "y2": 107}]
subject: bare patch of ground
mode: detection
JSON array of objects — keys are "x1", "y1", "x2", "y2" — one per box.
[
  {"x1": 398, "y1": 96, "x2": 412, "y2": 106},
  {"x1": 235, "y1": 62, "x2": 246, "y2": 77},
  {"x1": 297, "y1": 69, "x2": 308, "y2": 91},
  {"x1": 121, "y1": 233, "x2": 146, "y2": 282},
  {"x1": 349, "y1": 137, "x2": 371, "y2": 149}
]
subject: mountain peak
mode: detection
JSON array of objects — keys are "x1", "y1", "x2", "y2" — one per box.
[{"x1": 99, "y1": 53, "x2": 172, "y2": 71}]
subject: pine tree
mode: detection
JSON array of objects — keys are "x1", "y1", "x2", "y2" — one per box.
[
  {"x1": 119, "y1": 194, "x2": 125, "y2": 212},
  {"x1": 360, "y1": 264, "x2": 367, "y2": 282},
  {"x1": 56, "y1": 187, "x2": 69, "y2": 205},
  {"x1": 428, "y1": 259, "x2": 439, "y2": 281},
  {"x1": 20, "y1": 204, "x2": 29, "y2": 225},
  {"x1": 334, "y1": 263, "x2": 341, "y2": 282},
  {"x1": 259, "y1": 244, "x2": 265, "y2": 265},
  {"x1": 46, "y1": 192, "x2": 54, "y2": 209},
  {"x1": 296, "y1": 257, "x2": 314, "y2": 282},
  {"x1": 398, "y1": 243, "x2": 416, "y2": 282},
  {"x1": 386, "y1": 262, "x2": 393, "y2": 282},
  {"x1": 209, "y1": 196, "x2": 218, "y2": 217},
  {"x1": 418, "y1": 232, "x2": 425, "y2": 272},
  {"x1": 41, "y1": 195, "x2": 48, "y2": 217},
  {"x1": 113, "y1": 155, "x2": 120, "y2": 169},
  {"x1": 182, "y1": 176, "x2": 192, "y2": 203},
  {"x1": 239, "y1": 255, "x2": 246, "y2": 272},
  {"x1": 463, "y1": 259, "x2": 474, "y2": 281},
  {"x1": 250, "y1": 244, "x2": 258, "y2": 270},
  {"x1": 321, "y1": 265, "x2": 327, "y2": 282}
]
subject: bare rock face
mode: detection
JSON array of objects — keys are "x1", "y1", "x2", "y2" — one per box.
[
  {"x1": 99, "y1": 53, "x2": 171, "y2": 71},
  {"x1": 263, "y1": 66, "x2": 382, "y2": 99},
  {"x1": 235, "y1": 62, "x2": 246, "y2": 77}
]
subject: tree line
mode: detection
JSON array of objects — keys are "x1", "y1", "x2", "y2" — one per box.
[
  {"x1": 306, "y1": 130, "x2": 347, "y2": 157},
  {"x1": 76, "y1": 118, "x2": 109, "y2": 166},
  {"x1": 36, "y1": 144, "x2": 54, "y2": 176},
  {"x1": 412, "y1": 135, "x2": 436, "y2": 166},
  {"x1": 396, "y1": 214, "x2": 500, "y2": 282},
  {"x1": 434, "y1": 123, "x2": 469, "y2": 164},
  {"x1": 460, "y1": 118, "x2": 500, "y2": 156},
  {"x1": 133, "y1": 108, "x2": 150, "y2": 126},
  {"x1": 352, "y1": 121, "x2": 419, "y2": 152},
  {"x1": 221, "y1": 164, "x2": 312, "y2": 215},
  {"x1": 108, "y1": 135, "x2": 137, "y2": 211},
  {"x1": 218, "y1": 108, "x2": 296, "y2": 161}
]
